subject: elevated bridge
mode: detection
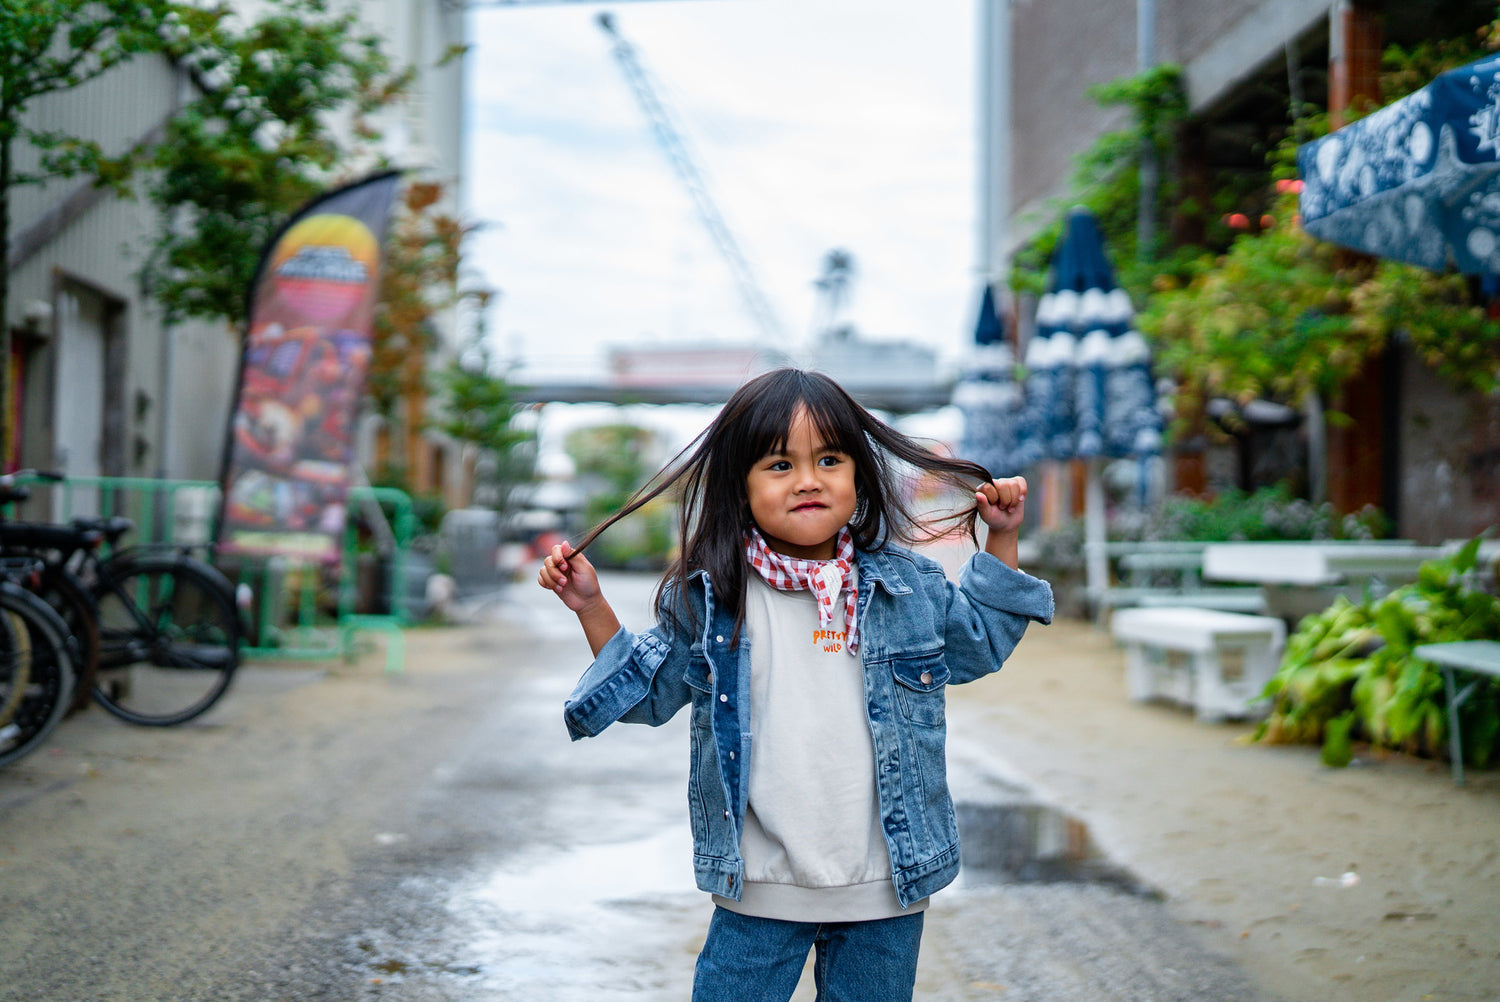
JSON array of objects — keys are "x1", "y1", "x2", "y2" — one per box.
[{"x1": 510, "y1": 379, "x2": 958, "y2": 415}]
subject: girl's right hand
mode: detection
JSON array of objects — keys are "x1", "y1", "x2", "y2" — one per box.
[{"x1": 538, "y1": 541, "x2": 602, "y2": 613}]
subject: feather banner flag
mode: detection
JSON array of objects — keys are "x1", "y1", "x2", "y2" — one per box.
[{"x1": 217, "y1": 171, "x2": 402, "y2": 560}]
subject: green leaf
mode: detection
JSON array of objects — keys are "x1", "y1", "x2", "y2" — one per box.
[{"x1": 1321, "y1": 710, "x2": 1356, "y2": 768}]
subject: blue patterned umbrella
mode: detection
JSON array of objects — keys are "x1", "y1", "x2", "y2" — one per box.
[
  {"x1": 1015, "y1": 207, "x2": 1162, "y2": 467},
  {"x1": 954, "y1": 284, "x2": 1024, "y2": 476},
  {"x1": 1299, "y1": 51, "x2": 1500, "y2": 274}
]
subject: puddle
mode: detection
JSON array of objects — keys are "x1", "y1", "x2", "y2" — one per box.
[
  {"x1": 465, "y1": 825, "x2": 697, "y2": 918},
  {"x1": 955, "y1": 800, "x2": 1156, "y2": 897},
  {"x1": 432, "y1": 827, "x2": 705, "y2": 999},
  {"x1": 355, "y1": 800, "x2": 1149, "y2": 997}
]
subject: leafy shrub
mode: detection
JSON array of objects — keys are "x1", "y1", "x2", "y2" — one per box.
[
  {"x1": 1254, "y1": 539, "x2": 1500, "y2": 768},
  {"x1": 1113, "y1": 484, "x2": 1390, "y2": 543},
  {"x1": 1030, "y1": 485, "x2": 1390, "y2": 569},
  {"x1": 590, "y1": 497, "x2": 675, "y2": 571}
]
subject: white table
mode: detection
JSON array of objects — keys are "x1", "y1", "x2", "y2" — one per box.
[
  {"x1": 1201, "y1": 541, "x2": 1443, "y2": 588},
  {"x1": 1413, "y1": 640, "x2": 1500, "y2": 785},
  {"x1": 1201, "y1": 542, "x2": 1445, "y2": 626}
]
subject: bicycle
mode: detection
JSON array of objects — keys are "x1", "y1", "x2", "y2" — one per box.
[
  {"x1": 0, "y1": 505, "x2": 104, "y2": 716},
  {"x1": 0, "y1": 556, "x2": 79, "y2": 767},
  {"x1": 0, "y1": 475, "x2": 242, "y2": 727}
]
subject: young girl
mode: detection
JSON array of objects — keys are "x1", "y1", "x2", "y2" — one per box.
[{"x1": 538, "y1": 368, "x2": 1053, "y2": 1001}]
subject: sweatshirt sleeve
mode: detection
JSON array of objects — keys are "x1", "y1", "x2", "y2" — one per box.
[
  {"x1": 942, "y1": 550, "x2": 1054, "y2": 685},
  {"x1": 561, "y1": 603, "x2": 697, "y2": 741}
]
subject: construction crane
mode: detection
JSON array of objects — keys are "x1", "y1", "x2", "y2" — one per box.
[{"x1": 595, "y1": 12, "x2": 788, "y2": 343}]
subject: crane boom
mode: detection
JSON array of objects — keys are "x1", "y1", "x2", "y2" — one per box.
[{"x1": 596, "y1": 12, "x2": 787, "y2": 343}]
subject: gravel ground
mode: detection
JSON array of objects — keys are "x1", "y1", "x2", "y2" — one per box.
[{"x1": 6, "y1": 564, "x2": 1490, "y2": 1000}]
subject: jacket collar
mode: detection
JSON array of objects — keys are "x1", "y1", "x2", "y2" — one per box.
[{"x1": 853, "y1": 545, "x2": 914, "y2": 596}]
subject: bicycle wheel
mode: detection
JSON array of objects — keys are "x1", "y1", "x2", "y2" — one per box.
[
  {"x1": 92, "y1": 554, "x2": 241, "y2": 726},
  {"x1": 0, "y1": 605, "x2": 30, "y2": 728},
  {"x1": 34, "y1": 565, "x2": 100, "y2": 716},
  {"x1": 0, "y1": 582, "x2": 77, "y2": 768}
]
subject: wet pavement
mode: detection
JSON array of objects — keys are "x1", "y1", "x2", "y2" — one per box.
[{"x1": 1, "y1": 570, "x2": 1280, "y2": 1000}]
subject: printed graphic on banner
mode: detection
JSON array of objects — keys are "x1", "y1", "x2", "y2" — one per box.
[{"x1": 218, "y1": 172, "x2": 401, "y2": 559}]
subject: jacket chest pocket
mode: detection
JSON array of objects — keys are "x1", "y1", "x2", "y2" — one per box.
[{"x1": 890, "y1": 650, "x2": 949, "y2": 727}]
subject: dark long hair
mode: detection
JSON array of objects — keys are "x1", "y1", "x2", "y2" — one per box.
[{"x1": 570, "y1": 368, "x2": 995, "y2": 636}]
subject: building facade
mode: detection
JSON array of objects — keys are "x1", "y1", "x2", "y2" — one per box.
[
  {"x1": 985, "y1": 0, "x2": 1500, "y2": 541},
  {"x1": 4, "y1": 0, "x2": 469, "y2": 511}
]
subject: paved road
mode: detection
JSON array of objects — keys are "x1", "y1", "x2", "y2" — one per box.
[{"x1": 0, "y1": 573, "x2": 1273, "y2": 1001}]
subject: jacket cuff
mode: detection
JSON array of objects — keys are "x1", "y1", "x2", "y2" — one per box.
[
  {"x1": 961, "y1": 550, "x2": 1055, "y2": 624},
  {"x1": 562, "y1": 628, "x2": 670, "y2": 740}
]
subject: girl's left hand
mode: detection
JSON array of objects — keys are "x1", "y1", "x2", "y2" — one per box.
[{"x1": 976, "y1": 476, "x2": 1027, "y2": 534}]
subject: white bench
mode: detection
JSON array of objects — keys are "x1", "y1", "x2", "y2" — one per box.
[{"x1": 1110, "y1": 607, "x2": 1286, "y2": 722}]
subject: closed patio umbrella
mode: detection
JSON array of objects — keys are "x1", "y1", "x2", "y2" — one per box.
[
  {"x1": 1016, "y1": 207, "x2": 1163, "y2": 599},
  {"x1": 955, "y1": 283, "x2": 1025, "y2": 477},
  {"x1": 1017, "y1": 207, "x2": 1161, "y2": 465}
]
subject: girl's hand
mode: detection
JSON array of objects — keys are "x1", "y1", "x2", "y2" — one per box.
[
  {"x1": 976, "y1": 476, "x2": 1027, "y2": 535},
  {"x1": 538, "y1": 541, "x2": 602, "y2": 613}
]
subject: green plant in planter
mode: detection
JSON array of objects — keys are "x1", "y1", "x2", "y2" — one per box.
[{"x1": 1255, "y1": 538, "x2": 1500, "y2": 768}]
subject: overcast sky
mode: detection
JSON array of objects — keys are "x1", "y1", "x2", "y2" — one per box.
[{"x1": 463, "y1": 0, "x2": 982, "y2": 384}]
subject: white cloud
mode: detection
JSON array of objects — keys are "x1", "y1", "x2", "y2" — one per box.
[{"x1": 465, "y1": 0, "x2": 980, "y2": 379}]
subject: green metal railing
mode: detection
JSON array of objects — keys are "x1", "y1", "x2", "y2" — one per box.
[{"x1": 11, "y1": 474, "x2": 413, "y2": 673}]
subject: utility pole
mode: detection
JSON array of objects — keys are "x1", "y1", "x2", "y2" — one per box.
[
  {"x1": 978, "y1": 0, "x2": 1012, "y2": 289},
  {"x1": 1136, "y1": 0, "x2": 1157, "y2": 263}
]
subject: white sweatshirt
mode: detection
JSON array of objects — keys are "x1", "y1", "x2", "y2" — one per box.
[{"x1": 713, "y1": 573, "x2": 927, "y2": 922}]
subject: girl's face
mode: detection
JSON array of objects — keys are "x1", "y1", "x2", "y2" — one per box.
[{"x1": 745, "y1": 406, "x2": 857, "y2": 560}]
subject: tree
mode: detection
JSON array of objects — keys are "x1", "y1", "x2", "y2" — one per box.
[
  {"x1": 2, "y1": 1, "x2": 414, "y2": 468},
  {"x1": 140, "y1": 0, "x2": 410, "y2": 329},
  {"x1": 0, "y1": 0, "x2": 176, "y2": 463},
  {"x1": 433, "y1": 331, "x2": 535, "y2": 513},
  {"x1": 369, "y1": 181, "x2": 463, "y2": 423}
]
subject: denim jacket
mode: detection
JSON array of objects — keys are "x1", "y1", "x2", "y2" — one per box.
[{"x1": 563, "y1": 544, "x2": 1054, "y2": 908}]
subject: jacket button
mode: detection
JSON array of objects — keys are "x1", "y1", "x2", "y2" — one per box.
[
  {"x1": 719, "y1": 694, "x2": 728, "y2": 703},
  {"x1": 729, "y1": 751, "x2": 736, "y2": 760},
  {"x1": 716, "y1": 635, "x2": 724, "y2": 643},
  {"x1": 724, "y1": 809, "x2": 731, "y2": 818},
  {"x1": 920, "y1": 671, "x2": 933, "y2": 684}
]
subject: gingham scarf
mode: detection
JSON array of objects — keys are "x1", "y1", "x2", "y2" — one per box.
[{"x1": 744, "y1": 526, "x2": 859, "y2": 654}]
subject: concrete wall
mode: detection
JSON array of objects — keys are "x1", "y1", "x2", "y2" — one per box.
[
  {"x1": 1008, "y1": 0, "x2": 1137, "y2": 239},
  {"x1": 1005, "y1": 0, "x2": 1332, "y2": 251},
  {"x1": 1397, "y1": 355, "x2": 1500, "y2": 544}
]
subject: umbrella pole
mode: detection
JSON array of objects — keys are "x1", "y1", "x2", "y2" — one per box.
[{"x1": 1084, "y1": 457, "x2": 1108, "y2": 614}]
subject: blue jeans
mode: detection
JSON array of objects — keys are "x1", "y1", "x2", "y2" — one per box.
[{"x1": 692, "y1": 906, "x2": 924, "y2": 1002}]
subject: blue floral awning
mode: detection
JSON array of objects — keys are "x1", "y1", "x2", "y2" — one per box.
[{"x1": 1299, "y1": 50, "x2": 1500, "y2": 274}]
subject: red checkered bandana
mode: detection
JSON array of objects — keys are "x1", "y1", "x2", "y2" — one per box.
[{"x1": 744, "y1": 526, "x2": 859, "y2": 654}]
